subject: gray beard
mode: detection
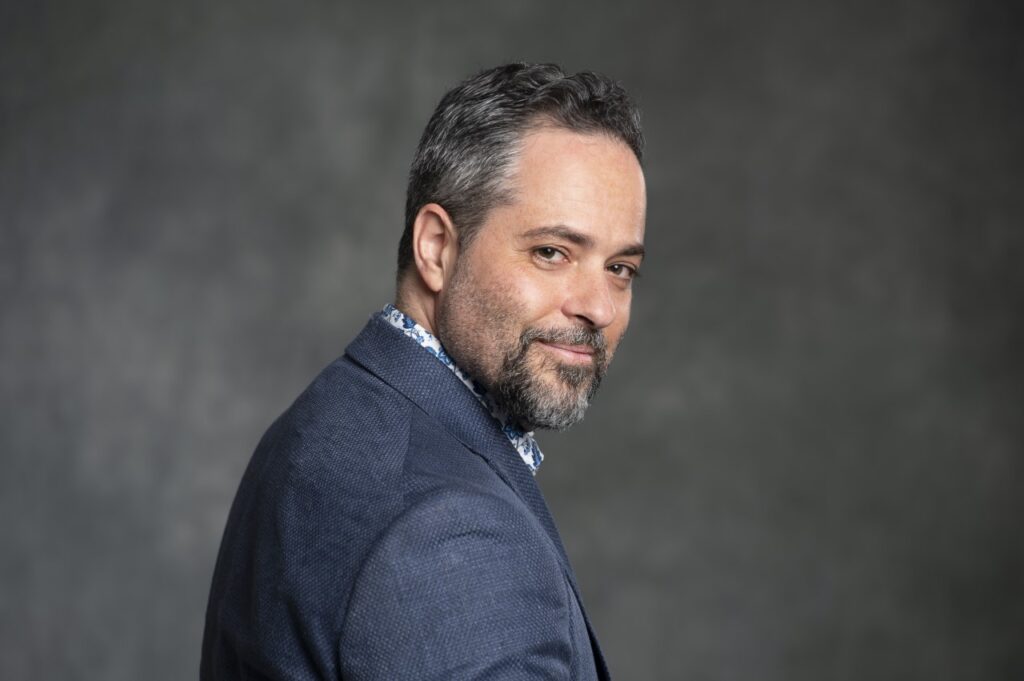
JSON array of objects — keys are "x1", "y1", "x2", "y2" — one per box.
[{"x1": 493, "y1": 326, "x2": 608, "y2": 431}]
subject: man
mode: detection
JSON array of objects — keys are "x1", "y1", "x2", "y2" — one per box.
[{"x1": 202, "y1": 62, "x2": 646, "y2": 680}]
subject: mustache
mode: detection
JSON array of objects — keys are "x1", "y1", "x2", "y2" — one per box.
[{"x1": 519, "y1": 326, "x2": 608, "y2": 363}]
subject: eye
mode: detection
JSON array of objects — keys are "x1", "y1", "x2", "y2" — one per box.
[
  {"x1": 533, "y1": 246, "x2": 567, "y2": 263},
  {"x1": 608, "y1": 263, "x2": 639, "y2": 281}
]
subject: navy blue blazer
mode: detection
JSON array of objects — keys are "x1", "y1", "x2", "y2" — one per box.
[{"x1": 201, "y1": 315, "x2": 610, "y2": 680}]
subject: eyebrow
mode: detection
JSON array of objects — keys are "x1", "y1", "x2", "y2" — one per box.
[{"x1": 519, "y1": 225, "x2": 646, "y2": 260}]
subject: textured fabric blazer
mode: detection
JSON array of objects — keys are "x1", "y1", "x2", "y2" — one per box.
[{"x1": 201, "y1": 315, "x2": 610, "y2": 680}]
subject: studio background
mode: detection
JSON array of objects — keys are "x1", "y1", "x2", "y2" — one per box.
[{"x1": 2, "y1": 1, "x2": 1021, "y2": 679}]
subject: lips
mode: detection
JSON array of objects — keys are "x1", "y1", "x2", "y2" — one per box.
[
  {"x1": 541, "y1": 342, "x2": 594, "y2": 355},
  {"x1": 535, "y1": 340, "x2": 598, "y2": 365},
  {"x1": 518, "y1": 326, "x2": 608, "y2": 372}
]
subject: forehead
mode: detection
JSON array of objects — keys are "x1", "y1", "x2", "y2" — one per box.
[{"x1": 502, "y1": 127, "x2": 647, "y2": 244}]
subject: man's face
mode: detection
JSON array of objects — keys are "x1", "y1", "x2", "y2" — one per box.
[{"x1": 436, "y1": 126, "x2": 647, "y2": 430}]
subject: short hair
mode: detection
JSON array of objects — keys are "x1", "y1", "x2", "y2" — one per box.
[{"x1": 396, "y1": 62, "x2": 644, "y2": 275}]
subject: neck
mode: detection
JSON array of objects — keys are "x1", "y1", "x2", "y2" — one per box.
[{"x1": 394, "y1": 275, "x2": 440, "y2": 336}]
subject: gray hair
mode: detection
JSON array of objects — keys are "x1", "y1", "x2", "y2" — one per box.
[{"x1": 396, "y1": 62, "x2": 644, "y2": 275}]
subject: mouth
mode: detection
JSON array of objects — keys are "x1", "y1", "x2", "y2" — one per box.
[{"x1": 535, "y1": 340, "x2": 598, "y2": 365}]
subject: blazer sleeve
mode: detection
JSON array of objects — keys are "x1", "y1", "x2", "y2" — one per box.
[{"x1": 337, "y1": 487, "x2": 577, "y2": 680}]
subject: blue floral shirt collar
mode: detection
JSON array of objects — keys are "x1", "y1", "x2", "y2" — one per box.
[{"x1": 379, "y1": 304, "x2": 544, "y2": 474}]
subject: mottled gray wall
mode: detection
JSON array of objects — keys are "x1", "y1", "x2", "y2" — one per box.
[{"x1": 2, "y1": 0, "x2": 1022, "y2": 679}]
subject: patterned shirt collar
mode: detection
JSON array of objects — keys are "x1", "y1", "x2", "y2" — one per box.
[{"x1": 379, "y1": 304, "x2": 544, "y2": 474}]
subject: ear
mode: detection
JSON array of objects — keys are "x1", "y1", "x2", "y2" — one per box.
[{"x1": 411, "y1": 203, "x2": 458, "y2": 294}]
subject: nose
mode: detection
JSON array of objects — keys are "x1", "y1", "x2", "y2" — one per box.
[{"x1": 562, "y1": 267, "x2": 617, "y2": 329}]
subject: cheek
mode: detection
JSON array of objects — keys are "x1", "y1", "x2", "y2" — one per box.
[
  {"x1": 521, "y1": 284, "x2": 563, "y2": 319},
  {"x1": 502, "y1": 269, "x2": 567, "y2": 320}
]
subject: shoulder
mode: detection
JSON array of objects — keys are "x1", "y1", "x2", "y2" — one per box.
[
  {"x1": 263, "y1": 353, "x2": 497, "y2": 502},
  {"x1": 237, "y1": 354, "x2": 515, "y2": 575}
]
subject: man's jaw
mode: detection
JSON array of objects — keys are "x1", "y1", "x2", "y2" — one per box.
[{"x1": 487, "y1": 326, "x2": 611, "y2": 431}]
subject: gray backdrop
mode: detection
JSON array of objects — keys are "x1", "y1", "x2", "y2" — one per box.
[{"x1": 2, "y1": 0, "x2": 1022, "y2": 679}]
